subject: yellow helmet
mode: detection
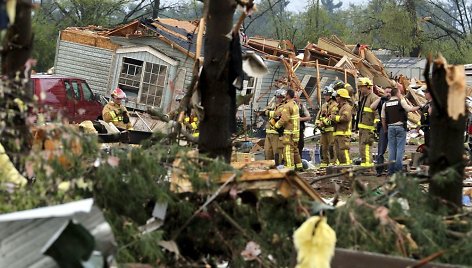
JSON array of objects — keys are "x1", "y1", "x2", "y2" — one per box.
[
  {"x1": 336, "y1": 88, "x2": 351, "y2": 99},
  {"x1": 358, "y1": 77, "x2": 373, "y2": 86}
]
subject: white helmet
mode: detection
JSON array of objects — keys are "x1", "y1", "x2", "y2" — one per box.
[{"x1": 275, "y1": 89, "x2": 286, "y2": 97}]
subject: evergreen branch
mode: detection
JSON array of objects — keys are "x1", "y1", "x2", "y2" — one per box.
[{"x1": 171, "y1": 173, "x2": 237, "y2": 240}]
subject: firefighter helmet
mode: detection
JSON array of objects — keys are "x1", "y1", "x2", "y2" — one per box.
[
  {"x1": 111, "y1": 88, "x2": 127, "y2": 99},
  {"x1": 275, "y1": 89, "x2": 286, "y2": 97},
  {"x1": 331, "y1": 80, "x2": 345, "y2": 90},
  {"x1": 358, "y1": 77, "x2": 373, "y2": 86},
  {"x1": 322, "y1": 85, "x2": 334, "y2": 96},
  {"x1": 336, "y1": 88, "x2": 351, "y2": 99}
]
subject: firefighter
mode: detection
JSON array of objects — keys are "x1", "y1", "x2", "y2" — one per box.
[
  {"x1": 184, "y1": 113, "x2": 199, "y2": 138},
  {"x1": 274, "y1": 89, "x2": 303, "y2": 170},
  {"x1": 102, "y1": 88, "x2": 132, "y2": 129},
  {"x1": 330, "y1": 87, "x2": 353, "y2": 165},
  {"x1": 263, "y1": 89, "x2": 286, "y2": 165},
  {"x1": 316, "y1": 86, "x2": 338, "y2": 167},
  {"x1": 355, "y1": 77, "x2": 379, "y2": 167}
]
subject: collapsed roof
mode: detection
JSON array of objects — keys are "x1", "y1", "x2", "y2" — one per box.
[{"x1": 61, "y1": 18, "x2": 395, "y2": 86}]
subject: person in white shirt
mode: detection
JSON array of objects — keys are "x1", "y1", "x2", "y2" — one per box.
[{"x1": 381, "y1": 86, "x2": 420, "y2": 175}]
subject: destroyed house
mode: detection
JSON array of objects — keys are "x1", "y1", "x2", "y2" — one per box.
[{"x1": 54, "y1": 19, "x2": 394, "y2": 115}]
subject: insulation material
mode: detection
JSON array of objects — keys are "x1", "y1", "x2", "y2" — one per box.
[{"x1": 445, "y1": 63, "x2": 466, "y2": 120}]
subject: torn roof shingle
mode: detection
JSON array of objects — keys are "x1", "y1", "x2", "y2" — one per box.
[{"x1": 140, "y1": 18, "x2": 199, "y2": 55}]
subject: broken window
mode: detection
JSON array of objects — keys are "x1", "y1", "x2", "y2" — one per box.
[
  {"x1": 240, "y1": 77, "x2": 257, "y2": 96},
  {"x1": 118, "y1": 57, "x2": 144, "y2": 101},
  {"x1": 140, "y1": 62, "x2": 167, "y2": 106},
  {"x1": 245, "y1": 77, "x2": 256, "y2": 95},
  {"x1": 301, "y1": 75, "x2": 317, "y2": 99}
]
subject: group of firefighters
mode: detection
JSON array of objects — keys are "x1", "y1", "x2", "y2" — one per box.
[
  {"x1": 103, "y1": 78, "x2": 431, "y2": 175},
  {"x1": 263, "y1": 77, "x2": 431, "y2": 174}
]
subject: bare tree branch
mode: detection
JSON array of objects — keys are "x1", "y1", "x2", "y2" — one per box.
[
  {"x1": 52, "y1": 0, "x2": 79, "y2": 24},
  {"x1": 244, "y1": 0, "x2": 283, "y2": 32},
  {"x1": 122, "y1": 0, "x2": 147, "y2": 23}
]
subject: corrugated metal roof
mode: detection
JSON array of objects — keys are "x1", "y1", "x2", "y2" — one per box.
[
  {"x1": 383, "y1": 57, "x2": 426, "y2": 68},
  {"x1": 0, "y1": 200, "x2": 116, "y2": 268}
]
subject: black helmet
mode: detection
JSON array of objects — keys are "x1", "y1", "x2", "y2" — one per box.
[{"x1": 331, "y1": 80, "x2": 345, "y2": 90}]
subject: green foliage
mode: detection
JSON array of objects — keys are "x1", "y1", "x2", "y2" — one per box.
[
  {"x1": 32, "y1": 9, "x2": 59, "y2": 72},
  {"x1": 351, "y1": 1, "x2": 416, "y2": 54},
  {"x1": 330, "y1": 174, "x2": 472, "y2": 266}
]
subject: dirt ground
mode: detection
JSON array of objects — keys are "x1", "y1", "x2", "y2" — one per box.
[{"x1": 299, "y1": 139, "x2": 423, "y2": 200}]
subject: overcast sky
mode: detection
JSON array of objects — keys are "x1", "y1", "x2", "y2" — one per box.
[{"x1": 286, "y1": 0, "x2": 366, "y2": 12}]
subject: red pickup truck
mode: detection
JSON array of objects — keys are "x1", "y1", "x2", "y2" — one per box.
[{"x1": 31, "y1": 74, "x2": 103, "y2": 123}]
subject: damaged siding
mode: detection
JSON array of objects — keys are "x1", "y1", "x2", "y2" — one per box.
[
  {"x1": 109, "y1": 37, "x2": 195, "y2": 92},
  {"x1": 55, "y1": 40, "x2": 114, "y2": 96},
  {"x1": 110, "y1": 50, "x2": 177, "y2": 111}
]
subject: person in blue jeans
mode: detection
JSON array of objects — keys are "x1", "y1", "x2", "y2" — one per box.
[{"x1": 381, "y1": 86, "x2": 420, "y2": 175}]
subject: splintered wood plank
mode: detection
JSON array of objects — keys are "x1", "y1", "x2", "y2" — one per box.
[
  {"x1": 288, "y1": 173, "x2": 325, "y2": 203},
  {"x1": 230, "y1": 160, "x2": 275, "y2": 170}
]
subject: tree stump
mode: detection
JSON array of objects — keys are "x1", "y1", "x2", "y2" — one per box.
[{"x1": 426, "y1": 56, "x2": 466, "y2": 209}]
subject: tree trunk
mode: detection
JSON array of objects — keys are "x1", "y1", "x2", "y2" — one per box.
[
  {"x1": 199, "y1": 0, "x2": 236, "y2": 162},
  {"x1": 152, "y1": 0, "x2": 161, "y2": 19},
  {"x1": 405, "y1": 0, "x2": 420, "y2": 57},
  {"x1": 2, "y1": 0, "x2": 33, "y2": 78},
  {"x1": 426, "y1": 56, "x2": 466, "y2": 210},
  {"x1": 0, "y1": 0, "x2": 33, "y2": 174}
]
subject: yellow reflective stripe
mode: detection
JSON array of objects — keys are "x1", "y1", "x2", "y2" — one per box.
[
  {"x1": 365, "y1": 144, "x2": 370, "y2": 164},
  {"x1": 109, "y1": 111, "x2": 123, "y2": 122},
  {"x1": 285, "y1": 144, "x2": 293, "y2": 168},
  {"x1": 374, "y1": 118, "x2": 380, "y2": 123},
  {"x1": 283, "y1": 130, "x2": 293, "y2": 134},
  {"x1": 269, "y1": 111, "x2": 275, "y2": 118},
  {"x1": 275, "y1": 122, "x2": 281, "y2": 129},
  {"x1": 358, "y1": 123, "x2": 375, "y2": 131},
  {"x1": 191, "y1": 122, "x2": 198, "y2": 129},
  {"x1": 366, "y1": 144, "x2": 370, "y2": 163},
  {"x1": 290, "y1": 115, "x2": 299, "y2": 119},
  {"x1": 266, "y1": 130, "x2": 278, "y2": 134},
  {"x1": 363, "y1": 107, "x2": 374, "y2": 113},
  {"x1": 335, "y1": 115, "x2": 340, "y2": 122},
  {"x1": 334, "y1": 121, "x2": 352, "y2": 136},
  {"x1": 334, "y1": 130, "x2": 352, "y2": 136},
  {"x1": 324, "y1": 127, "x2": 334, "y2": 132},
  {"x1": 345, "y1": 150, "x2": 350, "y2": 164}
]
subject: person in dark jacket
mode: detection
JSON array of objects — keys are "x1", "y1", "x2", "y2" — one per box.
[
  {"x1": 295, "y1": 93, "x2": 311, "y2": 158},
  {"x1": 370, "y1": 87, "x2": 392, "y2": 176},
  {"x1": 381, "y1": 86, "x2": 420, "y2": 175}
]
